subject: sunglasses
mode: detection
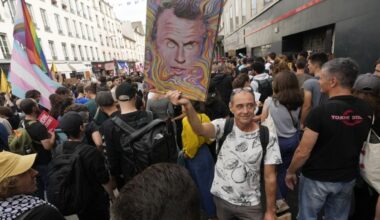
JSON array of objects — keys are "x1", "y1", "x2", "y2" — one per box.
[{"x1": 231, "y1": 87, "x2": 253, "y2": 95}]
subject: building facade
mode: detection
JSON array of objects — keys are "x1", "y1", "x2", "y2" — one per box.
[
  {"x1": 0, "y1": 0, "x2": 145, "y2": 78},
  {"x1": 221, "y1": 0, "x2": 380, "y2": 73}
]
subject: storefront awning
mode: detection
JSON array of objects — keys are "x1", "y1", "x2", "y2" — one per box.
[
  {"x1": 55, "y1": 63, "x2": 73, "y2": 73},
  {"x1": 68, "y1": 63, "x2": 88, "y2": 72}
]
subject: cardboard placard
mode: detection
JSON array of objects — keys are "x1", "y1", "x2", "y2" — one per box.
[
  {"x1": 144, "y1": 0, "x2": 223, "y2": 101},
  {"x1": 38, "y1": 111, "x2": 59, "y2": 132}
]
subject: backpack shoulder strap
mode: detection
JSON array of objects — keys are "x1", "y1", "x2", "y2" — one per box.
[
  {"x1": 217, "y1": 117, "x2": 234, "y2": 155},
  {"x1": 111, "y1": 116, "x2": 136, "y2": 134},
  {"x1": 128, "y1": 119, "x2": 164, "y2": 142},
  {"x1": 146, "y1": 110, "x2": 154, "y2": 122},
  {"x1": 259, "y1": 125, "x2": 269, "y2": 155},
  {"x1": 259, "y1": 125, "x2": 269, "y2": 211}
]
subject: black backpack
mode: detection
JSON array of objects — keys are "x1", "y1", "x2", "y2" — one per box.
[
  {"x1": 111, "y1": 113, "x2": 178, "y2": 179},
  {"x1": 217, "y1": 118, "x2": 269, "y2": 210},
  {"x1": 47, "y1": 143, "x2": 91, "y2": 216},
  {"x1": 253, "y1": 77, "x2": 273, "y2": 103}
]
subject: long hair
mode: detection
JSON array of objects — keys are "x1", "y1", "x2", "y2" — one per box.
[{"x1": 272, "y1": 71, "x2": 303, "y2": 110}]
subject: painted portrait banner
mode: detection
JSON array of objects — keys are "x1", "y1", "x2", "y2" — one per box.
[{"x1": 144, "y1": 0, "x2": 223, "y2": 101}]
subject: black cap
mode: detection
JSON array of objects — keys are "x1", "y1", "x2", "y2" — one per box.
[
  {"x1": 115, "y1": 82, "x2": 136, "y2": 101},
  {"x1": 60, "y1": 112, "x2": 83, "y2": 134}
]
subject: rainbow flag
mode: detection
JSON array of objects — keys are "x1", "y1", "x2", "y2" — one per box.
[{"x1": 9, "y1": 0, "x2": 60, "y2": 109}]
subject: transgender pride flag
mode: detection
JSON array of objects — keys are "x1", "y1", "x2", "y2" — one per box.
[{"x1": 9, "y1": 0, "x2": 60, "y2": 109}]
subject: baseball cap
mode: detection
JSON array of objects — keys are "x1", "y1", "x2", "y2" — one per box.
[
  {"x1": 353, "y1": 73, "x2": 380, "y2": 95},
  {"x1": 115, "y1": 82, "x2": 136, "y2": 101},
  {"x1": 60, "y1": 112, "x2": 83, "y2": 134},
  {"x1": 96, "y1": 91, "x2": 114, "y2": 107},
  {"x1": 0, "y1": 151, "x2": 36, "y2": 182}
]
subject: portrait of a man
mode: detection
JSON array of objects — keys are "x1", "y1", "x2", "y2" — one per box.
[{"x1": 144, "y1": 0, "x2": 223, "y2": 101}]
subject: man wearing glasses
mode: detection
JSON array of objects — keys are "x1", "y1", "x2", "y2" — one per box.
[{"x1": 167, "y1": 88, "x2": 281, "y2": 220}]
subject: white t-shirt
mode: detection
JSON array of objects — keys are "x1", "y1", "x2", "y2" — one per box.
[{"x1": 211, "y1": 118, "x2": 282, "y2": 206}]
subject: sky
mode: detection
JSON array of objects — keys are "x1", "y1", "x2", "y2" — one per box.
[{"x1": 112, "y1": 0, "x2": 147, "y2": 25}]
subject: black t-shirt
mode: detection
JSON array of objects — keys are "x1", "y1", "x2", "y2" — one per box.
[
  {"x1": 25, "y1": 120, "x2": 51, "y2": 165},
  {"x1": 102, "y1": 111, "x2": 154, "y2": 179},
  {"x1": 23, "y1": 204, "x2": 65, "y2": 220},
  {"x1": 83, "y1": 121, "x2": 99, "y2": 147},
  {"x1": 303, "y1": 95, "x2": 373, "y2": 182}
]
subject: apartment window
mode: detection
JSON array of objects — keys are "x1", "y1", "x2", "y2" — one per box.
[
  {"x1": 84, "y1": 46, "x2": 89, "y2": 60},
  {"x1": 96, "y1": 15, "x2": 100, "y2": 28},
  {"x1": 264, "y1": 0, "x2": 273, "y2": 6},
  {"x1": 65, "y1": 18, "x2": 72, "y2": 36},
  {"x1": 103, "y1": 18, "x2": 106, "y2": 31},
  {"x1": 40, "y1": 9, "x2": 51, "y2": 31},
  {"x1": 78, "y1": 45, "x2": 84, "y2": 60},
  {"x1": 62, "y1": 43, "x2": 69, "y2": 60},
  {"x1": 95, "y1": 47, "x2": 99, "y2": 60},
  {"x1": 69, "y1": 0, "x2": 75, "y2": 13},
  {"x1": 90, "y1": 47, "x2": 94, "y2": 60},
  {"x1": 48, "y1": 40, "x2": 57, "y2": 60},
  {"x1": 86, "y1": 25, "x2": 91, "y2": 41},
  {"x1": 87, "y1": 6, "x2": 92, "y2": 20},
  {"x1": 9, "y1": 0, "x2": 16, "y2": 20},
  {"x1": 251, "y1": 0, "x2": 257, "y2": 16},
  {"x1": 26, "y1": 4, "x2": 37, "y2": 27},
  {"x1": 73, "y1": 20, "x2": 79, "y2": 38},
  {"x1": 55, "y1": 14, "x2": 63, "y2": 34},
  {"x1": 81, "y1": 3, "x2": 86, "y2": 18},
  {"x1": 229, "y1": 5, "x2": 233, "y2": 32},
  {"x1": 99, "y1": 34, "x2": 103, "y2": 45},
  {"x1": 106, "y1": 37, "x2": 109, "y2": 47},
  {"x1": 0, "y1": 34, "x2": 11, "y2": 59},
  {"x1": 51, "y1": 0, "x2": 58, "y2": 6},
  {"x1": 75, "y1": 0, "x2": 80, "y2": 16},
  {"x1": 79, "y1": 22, "x2": 85, "y2": 39},
  {"x1": 242, "y1": 0, "x2": 247, "y2": 23},
  {"x1": 235, "y1": 0, "x2": 239, "y2": 26},
  {"x1": 71, "y1": 44, "x2": 77, "y2": 60},
  {"x1": 102, "y1": 51, "x2": 106, "y2": 61},
  {"x1": 92, "y1": 27, "x2": 96, "y2": 42}
]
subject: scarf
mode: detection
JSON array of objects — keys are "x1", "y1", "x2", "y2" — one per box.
[{"x1": 0, "y1": 194, "x2": 52, "y2": 220}]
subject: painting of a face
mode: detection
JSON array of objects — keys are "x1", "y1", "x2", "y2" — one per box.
[
  {"x1": 144, "y1": 0, "x2": 223, "y2": 101},
  {"x1": 156, "y1": 9, "x2": 206, "y2": 78}
]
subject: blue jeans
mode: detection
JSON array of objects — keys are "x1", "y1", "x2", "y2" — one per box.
[
  {"x1": 298, "y1": 175, "x2": 356, "y2": 220},
  {"x1": 277, "y1": 132, "x2": 299, "y2": 199},
  {"x1": 185, "y1": 146, "x2": 216, "y2": 218}
]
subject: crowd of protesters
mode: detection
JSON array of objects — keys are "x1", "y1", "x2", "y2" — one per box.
[{"x1": 0, "y1": 53, "x2": 379, "y2": 220}]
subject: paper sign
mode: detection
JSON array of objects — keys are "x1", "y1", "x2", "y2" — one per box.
[
  {"x1": 38, "y1": 111, "x2": 59, "y2": 132},
  {"x1": 144, "y1": 0, "x2": 223, "y2": 101}
]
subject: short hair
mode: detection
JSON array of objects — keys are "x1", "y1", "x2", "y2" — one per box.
[
  {"x1": 0, "y1": 107, "x2": 13, "y2": 118},
  {"x1": 322, "y1": 58, "x2": 359, "y2": 89},
  {"x1": 76, "y1": 84, "x2": 85, "y2": 94},
  {"x1": 152, "y1": 0, "x2": 204, "y2": 41},
  {"x1": 268, "y1": 52, "x2": 276, "y2": 60},
  {"x1": 232, "y1": 73, "x2": 250, "y2": 89},
  {"x1": 376, "y1": 58, "x2": 380, "y2": 66},
  {"x1": 296, "y1": 58, "x2": 307, "y2": 69},
  {"x1": 25, "y1": 90, "x2": 41, "y2": 99},
  {"x1": 308, "y1": 52, "x2": 328, "y2": 68},
  {"x1": 55, "y1": 87, "x2": 71, "y2": 96},
  {"x1": 84, "y1": 83, "x2": 97, "y2": 94},
  {"x1": 254, "y1": 57, "x2": 266, "y2": 64},
  {"x1": 298, "y1": 51, "x2": 308, "y2": 59},
  {"x1": 252, "y1": 62, "x2": 265, "y2": 74},
  {"x1": 19, "y1": 98, "x2": 37, "y2": 115},
  {"x1": 112, "y1": 163, "x2": 200, "y2": 220}
]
